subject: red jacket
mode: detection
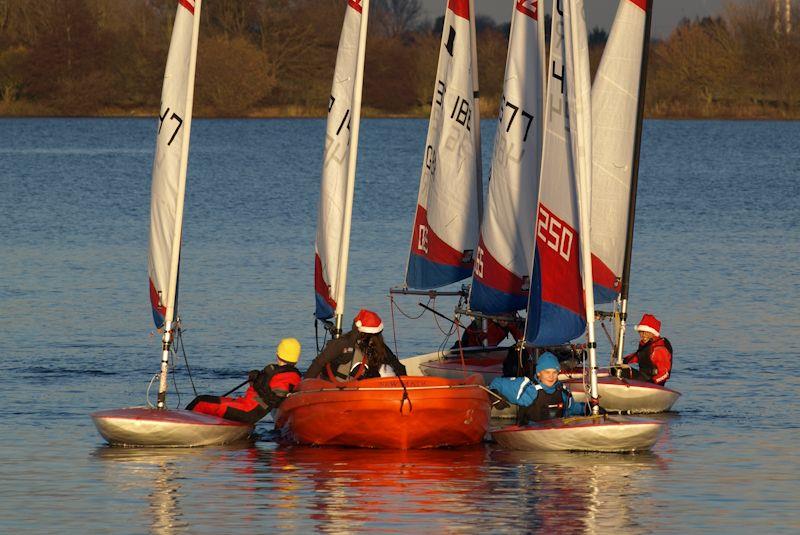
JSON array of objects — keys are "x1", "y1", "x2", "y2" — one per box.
[
  {"x1": 624, "y1": 337, "x2": 673, "y2": 385},
  {"x1": 459, "y1": 320, "x2": 523, "y2": 347}
]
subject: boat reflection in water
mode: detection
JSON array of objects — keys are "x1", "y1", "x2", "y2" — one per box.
[
  {"x1": 92, "y1": 444, "x2": 261, "y2": 534},
  {"x1": 268, "y1": 445, "x2": 491, "y2": 532},
  {"x1": 488, "y1": 447, "x2": 670, "y2": 533}
]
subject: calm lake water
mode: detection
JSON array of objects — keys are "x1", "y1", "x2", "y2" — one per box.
[{"x1": 1, "y1": 118, "x2": 798, "y2": 533}]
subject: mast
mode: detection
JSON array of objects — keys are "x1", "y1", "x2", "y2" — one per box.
[
  {"x1": 614, "y1": 0, "x2": 653, "y2": 365},
  {"x1": 333, "y1": 0, "x2": 370, "y2": 335},
  {"x1": 468, "y1": 0, "x2": 482, "y2": 223},
  {"x1": 566, "y1": 0, "x2": 599, "y2": 412},
  {"x1": 156, "y1": 0, "x2": 202, "y2": 409}
]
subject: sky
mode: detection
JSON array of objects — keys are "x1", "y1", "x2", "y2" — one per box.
[{"x1": 419, "y1": 0, "x2": 736, "y2": 38}]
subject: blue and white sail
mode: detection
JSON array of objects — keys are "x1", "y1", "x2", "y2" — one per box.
[
  {"x1": 405, "y1": 0, "x2": 482, "y2": 290},
  {"x1": 524, "y1": 0, "x2": 591, "y2": 346},
  {"x1": 469, "y1": 0, "x2": 545, "y2": 314}
]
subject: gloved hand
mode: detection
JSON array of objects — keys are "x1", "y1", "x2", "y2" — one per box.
[
  {"x1": 490, "y1": 389, "x2": 510, "y2": 410},
  {"x1": 247, "y1": 369, "x2": 260, "y2": 383}
]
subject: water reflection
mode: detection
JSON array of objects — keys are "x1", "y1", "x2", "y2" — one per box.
[
  {"x1": 489, "y1": 448, "x2": 669, "y2": 533},
  {"x1": 266, "y1": 445, "x2": 491, "y2": 532},
  {"x1": 92, "y1": 445, "x2": 256, "y2": 534}
]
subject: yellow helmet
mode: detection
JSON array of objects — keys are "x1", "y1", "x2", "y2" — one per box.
[{"x1": 276, "y1": 337, "x2": 301, "y2": 363}]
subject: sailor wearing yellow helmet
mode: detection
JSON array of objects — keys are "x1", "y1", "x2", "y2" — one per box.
[{"x1": 186, "y1": 338, "x2": 302, "y2": 424}]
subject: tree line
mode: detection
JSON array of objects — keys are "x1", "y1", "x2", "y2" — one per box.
[{"x1": 0, "y1": 0, "x2": 797, "y2": 119}]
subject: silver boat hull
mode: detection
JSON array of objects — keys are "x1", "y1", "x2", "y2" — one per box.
[
  {"x1": 91, "y1": 407, "x2": 253, "y2": 447},
  {"x1": 567, "y1": 377, "x2": 681, "y2": 413},
  {"x1": 492, "y1": 415, "x2": 664, "y2": 452}
]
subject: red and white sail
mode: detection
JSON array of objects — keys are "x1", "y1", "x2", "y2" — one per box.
[
  {"x1": 524, "y1": 0, "x2": 589, "y2": 346},
  {"x1": 405, "y1": 0, "x2": 481, "y2": 290},
  {"x1": 469, "y1": 0, "x2": 545, "y2": 314},
  {"x1": 147, "y1": 0, "x2": 200, "y2": 329},
  {"x1": 314, "y1": 0, "x2": 366, "y2": 320},
  {"x1": 590, "y1": 0, "x2": 648, "y2": 303}
]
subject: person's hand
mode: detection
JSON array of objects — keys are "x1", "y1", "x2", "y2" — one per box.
[
  {"x1": 490, "y1": 390, "x2": 510, "y2": 410},
  {"x1": 247, "y1": 369, "x2": 260, "y2": 383}
]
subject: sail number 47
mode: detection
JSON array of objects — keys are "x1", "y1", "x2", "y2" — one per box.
[
  {"x1": 158, "y1": 107, "x2": 183, "y2": 146},
  {"x1": 537, "y1": 204, "x2": 574, "y2": 262}
]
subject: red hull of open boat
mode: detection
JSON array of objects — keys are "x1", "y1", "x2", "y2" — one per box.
[{"x1": 275, "y1": 375, "x2": 490, "y2": 449}]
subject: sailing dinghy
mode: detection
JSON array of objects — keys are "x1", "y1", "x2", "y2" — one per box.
[
  {"x1": 92, "y1": 0, "x2": 252, "y2": 447},
  {"x1": 278, "y1": 0, "x2": 489, "y2": 449},
  {"x1": 559, "y1": 0, "x2": 680, "y2": 413},
  {"x1": 490, "y1": 0, "x2": 663, "y2": 452}
]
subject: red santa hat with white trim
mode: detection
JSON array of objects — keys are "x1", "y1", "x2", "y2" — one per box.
[
  {"x1": 635, "y1": 314, "x2": 661, "y2": 337},
  {"x1": 354, "y1": 309, "x2": 383, "y2": 334}
]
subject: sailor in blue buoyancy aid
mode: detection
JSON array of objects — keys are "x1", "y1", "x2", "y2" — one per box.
[{"x1": 489, "y1": 352, "x2": 589, "y2": 425}]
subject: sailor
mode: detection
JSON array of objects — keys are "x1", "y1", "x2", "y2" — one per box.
[
  {"x1": 186, "y1": 338, "x2": 302, "y2": 424},
  {"x1": 489, "y1": 352, "x2": 589, "y2": 424},
  {"x1": 305, "y1": 309, "x2": 407, "y2": 380},
  {"x1": 622, "y1": 313, "x2": 673, "y2": 385},
  {"x1": 453, "y1": 316, "x2": 524, "y2": 349}
]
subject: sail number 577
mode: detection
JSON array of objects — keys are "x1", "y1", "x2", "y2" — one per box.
[{"x1": 537, "y1": 204, "x2": 574, "y2": 262}]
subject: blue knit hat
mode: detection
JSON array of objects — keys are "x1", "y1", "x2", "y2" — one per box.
[{"x1": 535, "y1": 352, "x2": 560, "y2": 374}]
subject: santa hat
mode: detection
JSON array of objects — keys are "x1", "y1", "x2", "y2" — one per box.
[
  {"x1": 635, "y1": 314, "x2": 661, "y2": 337},
  {"x1": 354, "y1": 309, "x2": 383, "y2": 334}
]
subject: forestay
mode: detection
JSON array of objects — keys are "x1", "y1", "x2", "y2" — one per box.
[
  {"x1": 590, "y1": 0, "x2": 647, "y2": 303},
  {"x1": 406, "y1": 0, "x2": 481, "y2": 290},
  {"x1": 147, "y1": 0, "x2": 200, "y2": 329},
  {"x1": 314, "y1": 0, "x2": 365, "y2": 320},
  {"x1": 524, "y1": 0, "x2": 587, "y2": 345},
  {"x1": 469, "y1": 0, "x2": 545, "y2": 314}
]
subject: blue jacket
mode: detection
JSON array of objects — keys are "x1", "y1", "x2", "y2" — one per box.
[{"x1": 489, "y1": 376, "x2": 587, "y2": 417}]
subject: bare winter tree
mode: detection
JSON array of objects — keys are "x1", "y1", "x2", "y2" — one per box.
[{"x1": 373, "y1": 0, "x2": 422, "y2": 37}]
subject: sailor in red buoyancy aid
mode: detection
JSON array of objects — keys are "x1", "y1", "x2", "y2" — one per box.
[
  {"x1": 623, "y1": 314, "x2": 673, "y2": 386},
  {"x1": 186, "y1": 338, "x2": 302, "y2": 424}
]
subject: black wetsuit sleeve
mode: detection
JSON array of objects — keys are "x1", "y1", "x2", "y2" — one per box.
[
  {"x1": 304, "y1": 336, "x2": 351, "y2": 378},
  {"x1": 385, "y1": 345, "x2": 407, "y2": 376}
]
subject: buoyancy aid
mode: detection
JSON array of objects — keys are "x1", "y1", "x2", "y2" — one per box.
[
  {"x1": 520, "y1": 383, "x2": 570, "y2": 423},
  {"x1": 252, "y1": 363, "x2": 301, "y2": 408},
  {"x1": 634, "y1": 337, "x2": 673, "y2": 384}
]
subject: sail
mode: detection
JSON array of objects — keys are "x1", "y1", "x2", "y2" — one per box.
[
  {"x1": 314, "y1": 0, "x2": 365, "y2": 320},
  {"x1": 469, "y1": 0, "x2": 545, "y2": 314},
  {"x1": 590, "y1": 0, "x2": 647, "y2": 303},
  {"x1": 524, "y1": 0, "x2": 590, "y2": 345},
  {"x1": 147, "y1": 0, "x2": 200, "y2": 329},
  {"x1": 405, "y1": 0, "x2": 481, "y2": 290}
]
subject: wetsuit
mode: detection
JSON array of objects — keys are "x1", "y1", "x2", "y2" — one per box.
[{"x1": 186, "y1": 363, "x2": 301, "y2": 424}]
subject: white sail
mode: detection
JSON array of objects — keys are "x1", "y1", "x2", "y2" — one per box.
[
  {"x1": 469, "y1": 0, "x2": 545, "y2": 314},
  {"x1": 590, "y1": 0, "x2": 648, "y2": 303},
  {"x1": 147, "y1": 0, "x2": 201, "y2": 330},
  {"x1": 524, "y1": 0, "x2": 585, "y2": 345},
  {"x1": 405, "y1": 0, "x2": 481, "y2": 290},
  {"x1": 314, "y1": 0, "x2": 367, "y2": 320}
]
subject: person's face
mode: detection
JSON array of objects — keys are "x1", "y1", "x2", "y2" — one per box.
[
  {"x1": 537, "y1": 368, "x2": 558, "y2": 388},
  {"x1": 639, "y1": 331, "x2": 655, "y2": 344}
]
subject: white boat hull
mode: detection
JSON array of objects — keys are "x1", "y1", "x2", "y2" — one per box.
[
  {"x1": 566, "y1": 377, "x2": 681, "y2": 413},
  {"x1": 491, "y1": 415, "x2": 663, "y2": 452},
  {"x1": 91, "y1": 407, "x2": 253, "y2": 447}
]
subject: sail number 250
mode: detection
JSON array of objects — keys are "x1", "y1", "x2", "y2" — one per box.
[{"x1": 537, "y1": 204, "x2": 574, "y2": 262}]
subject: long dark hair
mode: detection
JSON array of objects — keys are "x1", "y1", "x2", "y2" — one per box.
[{"x1": 357, "y1": 332, "x2": 390, "y2": 368}]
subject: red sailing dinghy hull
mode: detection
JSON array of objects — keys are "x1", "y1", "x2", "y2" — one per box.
[
  {"x1": 276, "y1": 375, "x2": 490, "y2": 449},
  {"x1": 91, "y1": 407, "x2": 253, "y2": 447}
]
